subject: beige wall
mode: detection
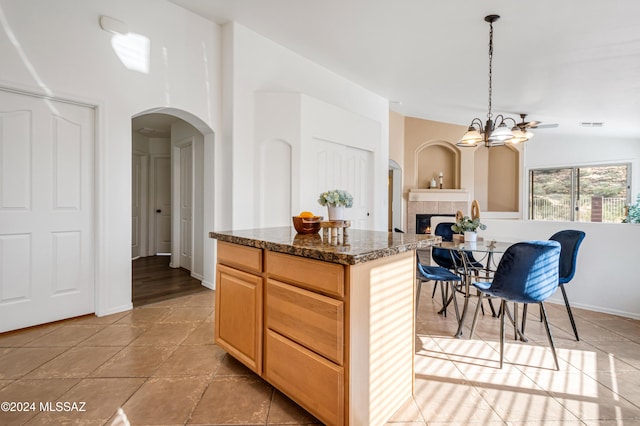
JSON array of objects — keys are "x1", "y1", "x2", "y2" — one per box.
[
  {"x1": 403, "y1": 116, "x2": 469, "y2": 193},
  {"x1": 398, "y1": 115, "x2": 522, "y2": 227}
]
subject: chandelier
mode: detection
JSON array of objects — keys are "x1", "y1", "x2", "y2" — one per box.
[{"x1": 457, "y1": 15, "x2": 533, "y2": 148}]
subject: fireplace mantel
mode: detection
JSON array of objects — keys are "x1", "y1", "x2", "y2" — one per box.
[{"x1": 408, "y1": 189, "x2": 469, "y2": 202}]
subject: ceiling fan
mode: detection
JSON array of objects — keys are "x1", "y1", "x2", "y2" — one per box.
[{"x1": 515, "y1": 113, "x2": 559, "y2": 130}]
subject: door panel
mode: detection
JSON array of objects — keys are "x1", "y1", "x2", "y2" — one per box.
[
  {"x1": 0, "y1": 89, "x2": 95, "y2": 332},
  {"x1": 180, "y1": 144, "x2": 193, "y2": 269},
  {"x1": 310, "y1": 138, "x2": 373, "y2": 229},
  {"x1": 153, "y1": 156, "x2": 171, "y2": 254},
  {"x1": 132, "y1": 153, "x2": 143, "y2": 259}
]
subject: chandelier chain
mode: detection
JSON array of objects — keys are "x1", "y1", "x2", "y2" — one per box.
[{"x1": 487, "y1": 20, "x2": 494, "y2": 121}]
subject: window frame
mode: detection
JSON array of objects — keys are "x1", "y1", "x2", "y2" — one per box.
[{"x1": 528, "y1": 162, "x2": 632, "y2": 222}]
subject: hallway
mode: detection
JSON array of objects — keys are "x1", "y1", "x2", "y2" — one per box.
[{"x1": 132, "y1": 256, "x2": 207, "y2": 307}]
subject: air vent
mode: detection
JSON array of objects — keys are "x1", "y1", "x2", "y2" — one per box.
[{"x1": 580, "y1": 122, "x2": 604, "y2": 127}]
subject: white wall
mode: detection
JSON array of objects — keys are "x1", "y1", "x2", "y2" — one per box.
[
  {"x1": 224, "y1": 23, "x2": 390, "y2": 231},
  {"x1": 479, "y1": 219, "x2": 640, "y2": 319},
  {"x1": 0, "y1": 0, "x2": 222, "y2": 316}
]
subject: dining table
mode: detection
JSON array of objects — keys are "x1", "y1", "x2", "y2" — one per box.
[{"x1": 435, "y1": 239, "x2": 515, "y2": 338}]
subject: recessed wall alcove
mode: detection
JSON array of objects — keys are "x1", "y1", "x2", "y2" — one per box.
[
  {"x1": 474, "y1": 144, "x2": 520, "y2": 212},
  {"x1": 416, "y1": 141, "x2": 460, "y2": 189}
]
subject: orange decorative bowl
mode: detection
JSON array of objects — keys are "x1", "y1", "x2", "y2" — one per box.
[{"x1": 292, "y1": 215, "x2": 323, "y2": 234}]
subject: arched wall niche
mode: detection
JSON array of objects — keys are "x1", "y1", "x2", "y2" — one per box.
[
  {"x1": 415, "y1": 140, "x2": 460, "y2": 189},
  {"x1": 488, "y1": 144, "x2": 519, "y2": 211},
  {"x1": 473, "y1": 144, "x2": 520, "y2": 212}
]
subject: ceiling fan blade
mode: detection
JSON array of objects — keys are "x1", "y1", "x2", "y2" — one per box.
[{"x1": 531, "y1": 123, "x2": 559, "y2": 129}]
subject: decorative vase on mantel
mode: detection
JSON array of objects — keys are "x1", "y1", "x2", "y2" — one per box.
[
  {"x1": 327, "y1": 205, "x2": 346, "y2": 221},
  {"x1": 464, "y1": 231, "x2": 477, "y2": 242}
]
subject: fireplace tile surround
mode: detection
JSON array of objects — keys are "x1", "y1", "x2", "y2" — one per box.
[{"x1": 407, "y1": 189, "x2": 469, "y2": 234}]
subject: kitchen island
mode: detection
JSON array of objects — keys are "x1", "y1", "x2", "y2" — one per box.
[{"x1": 209, "y1": 227, "x2": 440, "y2": 426}]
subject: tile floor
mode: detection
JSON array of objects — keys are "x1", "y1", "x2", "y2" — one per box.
[{"x1": 0, "y1": 287, "x2": 639, "y2": 425}]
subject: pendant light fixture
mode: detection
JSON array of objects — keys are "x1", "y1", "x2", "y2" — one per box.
[{"x1": 457, "y1": 15, "x2": 533, "y2": 148}]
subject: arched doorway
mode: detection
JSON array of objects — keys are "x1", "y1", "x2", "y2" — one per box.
[{"x1": 131, "y1": 108, "x2": 215, "y2": 305}]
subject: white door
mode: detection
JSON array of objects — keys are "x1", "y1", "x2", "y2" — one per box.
[
  {"x1": 310, "y1": 138, "x2": 373, "y2": 229},
  {"x1": 0, "y1": 89, "x2": 95, "y2": 332},
  {"x1": 179, "y1": 144, "x2": 193, "y2": 269},
  {"x1": 152, "y1": 156, "x2": 171, "y2": 254}
]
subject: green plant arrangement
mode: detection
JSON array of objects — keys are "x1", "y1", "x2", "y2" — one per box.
[
  {"x1": 625, "y1": 193, "x2": 640, "y2": 223},
  {"x1": 451, "y1": 215, "x2": 487, "y2": 233},
  {"x1": 317, "y1": 189, "x2": 353, "y2": 208}
]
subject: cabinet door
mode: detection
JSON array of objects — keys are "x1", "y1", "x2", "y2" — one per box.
[{"x1": 215, "y1": 264, "x2": 262, "y2": 374}]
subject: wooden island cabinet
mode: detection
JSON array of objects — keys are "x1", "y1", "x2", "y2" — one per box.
[{"x1": 210, "y1": 228, "x2": 439, "y2": 426}]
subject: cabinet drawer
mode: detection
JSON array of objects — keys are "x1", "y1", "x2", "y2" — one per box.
[
  {"x1": 217, "y1": 241, "x2": 262, "y2": 274},
  {"x1": 215, "y1": 264, "x2": 262, "y2": 374},
  {"x1": 266, "y1": 279, "x2": 344, "y2": 365},
  {"x1": 264, "y1": 329, "x2": 344, "y2": 426},
  {"x1": 265, "y1": 251, "x2": 344, "y2": 298}
]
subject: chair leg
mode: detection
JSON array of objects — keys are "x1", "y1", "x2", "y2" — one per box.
[
  {"x1": 539, "y1": 304, "x2": 543, "y2": 322},
  {"x1": 439, "y1": 280, "x2": 447, "y2": 317},
  {"x1": 469, "y1": 292, "x2": 484, "y2": 338},
  {"x1": 540, "y1": 302, "x2": 560, "y2": 371},
  {"x1": 513, "y1": 303, "x2": 519, "y2": 341},
  {"x1": 521, "y1": 303, "x2": 528, "y2": 334},
  {"x1": 560, "y1": 284, "x2": 580, "y2": 341},
  {"x1": 500, "y1": 300, "x2": 506, "y2": 369},
  {"x1": 416, "y1": 280, "x2": 422, "y2": 318},
  {"x1": 487, "y1": 298, "x2": 497, "y2": 317},
  {"x1": 431, "y1": 281, "x2": 438, "y2": 298},
  {"x1": 450, "y1": 281, "x2": 460, "y2": 323}
]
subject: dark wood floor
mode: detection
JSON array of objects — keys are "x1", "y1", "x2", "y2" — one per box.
[{"x1": 132, "y1": 255, "x2": 209, "y2": 307}]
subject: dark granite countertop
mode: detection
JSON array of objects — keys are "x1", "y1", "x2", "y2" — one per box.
[{"x1": 209, "y1": 227, "x2": 440, "y2": 265}]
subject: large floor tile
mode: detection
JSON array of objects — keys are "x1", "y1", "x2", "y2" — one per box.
[
  {"x1": 159, "y1": 306, "x2": 214, "y2": 323},
  {"x1": 153, "y1": 344, "x2": 226, "y2": 377},
  {"x1": 189, "y1": 375, "x2": 272, "y2": 424},
  {"x1": 267, "y1": 390, "x2": 321, "y2": 424},
  {"x1": 0, "y1": 347, "x2": 67, "y2": 379},
  {"x1": 24, "y1": 347, "x2": 121, "y2": 379},
  {"x1": 413, "y1": 378, "x2": 503, "y2": 423},
  {"x1": 78, "y1": 324, "x2": 148, "y2": 347},
  {"x1": 122, "y1": 377, "x2": 209, "y2": 425},
  {"x1": 130, "y1": 322, "x2": 198, "y2": 346},
  {"x1": 0, "y1": 323, "x2": 62, "y2": 348},
  {"x1": 181, "y1": 321, "x2": 216, "y2": 345},
  {"x1": 90, "y1": 345, "x2": 176, "y2": 378},
  {"x1": 25, "y1": 377, "x2": 144, "y2": 425},
  {"x1": 22, "y1": 325, "x2": 106, "y2": 348},
  {"x1": 0, "y1": 378, "x2": 78, "y2": 425},
  {"x1": 114, "y1": 307, "x2": 171, "y2": 324}
]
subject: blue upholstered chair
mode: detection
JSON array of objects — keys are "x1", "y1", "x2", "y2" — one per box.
[
  {"x1": 416, "y1": 259, "x2": 461, "y2": 319},
  {"x1": 522, "y1": 230, "x2": 585, "y2": 341},
  {"x1": 431, "y1": 222, "x2": 491, "y2": 315},
  {"x1": 431, "y1": 222, "x2": 483, "y2": 280},
  {"x1": 469, "y1": 241, "x2": 561, "y2": 370}
]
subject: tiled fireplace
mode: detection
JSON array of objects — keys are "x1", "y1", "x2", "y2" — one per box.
[
  {"x1": 416, "y1": 213, "x2": 455, "y2": 234},
  {"x1": 407, "y1": 189, "x2": 469, "y2": 234}
]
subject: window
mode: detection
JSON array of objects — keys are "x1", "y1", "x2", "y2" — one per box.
[{"x1": 529, "y1": 164, "x2": 630, "y2": 222}]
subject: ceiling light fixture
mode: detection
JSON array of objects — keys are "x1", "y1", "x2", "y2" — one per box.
[{"x1": 457, "y1": 15, "x2": 532, "y2": 148}]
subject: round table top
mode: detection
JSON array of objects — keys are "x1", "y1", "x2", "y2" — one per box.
[{"x1": 436, "y1": 240, "x2": 514, "y2": 253}]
